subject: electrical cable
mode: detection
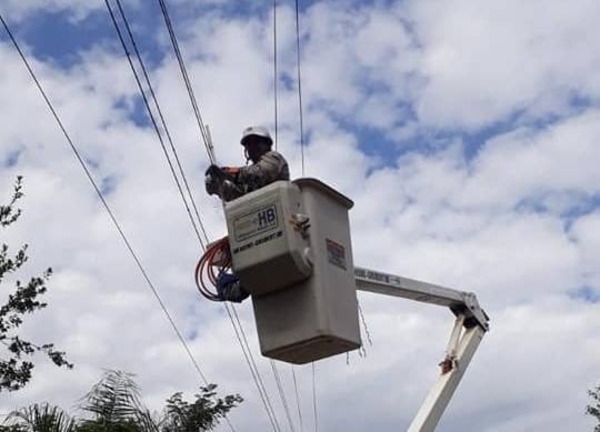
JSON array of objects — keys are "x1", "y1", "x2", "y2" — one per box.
[
  {"x1": 294, "y1": 0, "x2": 305, "y2": 177},
  {"x1": 0, "y1": 6, "x2": 216, "y2": 416},
  {"x1": 227, "y1": 305, "x2": 281, "y2": 432},
  {"x1": 151, "y1": 2, "x2": 290, "y2": 428},
  {"x1": 1, "y1": 8, "x2": 236, "y2": 432},
  {"x1": 104, "y1": 0, "x2": 209, "y2": 248},
  {"x1": 114, "y1": 0, "x2": 210, "y2": 247},
  {"x1": 194, "y1": 237, "x2": 230, "y2": 301},
  {"x1": 273, "y1": 0, "x2": 279, "y2": 149},
  {"x1": 270, "y1": 360, "x2": 296, "y2": 432},
  {"x1": 311, "y1": 362, "x2": 318, "y2": 432},
  {"x1": 292, "y1": 4, "x2": 316, "y2": 430},
  {"x1": 291, "y1": 366, "x2": 303, "y2": 432},
  {"x1": 150, "y1": 2, "x2": 288, "y2": 429},
  {"x1": 271, "y1": 4, "x2": 306, "y2": 429},
  {"x1": 155, "y1": 0, "x2": 214, "y2": 164}
]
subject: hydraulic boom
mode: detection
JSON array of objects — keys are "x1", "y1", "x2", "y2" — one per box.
[{"x1": 355, "y1": 266, "x2": 489, "y2": 432}]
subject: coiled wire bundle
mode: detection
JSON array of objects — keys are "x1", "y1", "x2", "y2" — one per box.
[{"x1": 195, "y1": 237, "x2": 232, "y2": 301}]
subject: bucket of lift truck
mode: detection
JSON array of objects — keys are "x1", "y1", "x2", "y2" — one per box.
[{"x1": 224, "y1": 178, "x2": 362, "y2": 364}]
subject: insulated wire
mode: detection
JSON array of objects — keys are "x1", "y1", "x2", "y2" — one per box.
[
  {"x1": 105, "y1": 0, "x2": 209, "y2": 248},
  {"x1": 273, "y1": 0, "x2": 279, "y2": 149},
  {"x1": 312, "y1": 362, "x2": 318, "y2": 432},
  {"x1": 270, "y1": 360, "x2": 296, "y2": 432},
  {"x1": 271, "y1": 3, "x2": 305, "y2": 430},
  {"x1": 13, "y1": 2, "x2": 223, "y2": 429},
  {"x1": 293, "y1": 3, "x2": 317, "y2": 429},
  {"x1": 155, "y1": 0, "x2": 214, "y2": 164},
  {"x1": 113, "y1": 0, "x2": 210, "y2": 246},
  {"x1": 0, "y1": 7, "x2": 217, "y2": 421},
  {"x1": 295, "y1": 0, "x2": 305, "y2": 177},
  {"x1": 227, "y1": 305, "x2": 281, "y2": 432},
  {"x1": 291, "y1": 366, "x2": 303, "y2": 432},
  {"x1": 152, "y1": 1, "x2": 287, "y2": 429}
]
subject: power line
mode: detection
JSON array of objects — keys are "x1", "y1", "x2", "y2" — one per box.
[
  {"x1": 1, "y1": 9, "x2": 238, "y2": 432},
  {"x1": 312, "y1": 362, "x2": 318, "y2": 432},
  {"x1": 273, "y1": 0, "x2": 279, "y2": 149},
  {"x1": 292, "y1": 5, "x2": 315, "y2": 430},
  {"x1": 230, "y1": 305, "x2": 281, "y2": 432},
  {"x1": 0, "y1": 4, "x2": 213, "y2": 406},
  {"x1": 291, "y1": 366, "x2": 303, "y2": 432},
  {"x1": 270, "y1": 360, "x2": 296, "y2": 432},
  {"x1": 105, "y1": 0, "x2": 210, "y2": 247},
  {"x1": 271, "y1": 5, "x2": 305, "y2": 430},
  {"x1": 155, "y1": 0, "x2": 214, "y2": 163},
  {"x1": 294, "y1": 0, "x2": 305, "y2": 176},
  {"x1": 115, "y1": 0, "x2": 210, "y2": 247},
  {"x1": 151, "y1": 2, "x2": 287, "y2": 429}
]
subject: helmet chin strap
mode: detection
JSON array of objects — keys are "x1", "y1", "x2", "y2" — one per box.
[{"x1": 244, "y1": 147, "x2": 250, "y2": 164}]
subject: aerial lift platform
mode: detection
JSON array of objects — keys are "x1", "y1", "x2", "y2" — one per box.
[{"x1": 198, "y1": 177, "x2": 489, "y2": 431}]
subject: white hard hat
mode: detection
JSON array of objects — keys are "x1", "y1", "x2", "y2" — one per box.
[{"x1": 240, "y1": 126, "x2": 273, "y2": 146}]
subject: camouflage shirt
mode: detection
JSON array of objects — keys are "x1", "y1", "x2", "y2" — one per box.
[{"x1": 236, "y1": 150, "x2": 290, "y2": 194}]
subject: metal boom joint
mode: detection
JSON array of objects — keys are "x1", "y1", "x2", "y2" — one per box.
[{"x1": 354, "y1": 266, "x2": 490, "y2": 432}]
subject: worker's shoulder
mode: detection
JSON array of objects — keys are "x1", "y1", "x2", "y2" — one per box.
[{"x1": 262, "y1": 150, "x2": 288, "y2": 163}]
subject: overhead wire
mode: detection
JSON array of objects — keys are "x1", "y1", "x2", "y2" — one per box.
[
  {"x1": 271, "y1": 3, "x2": 307, "y2": 431},
  {"x1": 291, "y1": 366, "x2": 303, "y2": 432},
  {"x1": 155, "y1": 0, "x2": 214, "y2": 164},
  {"x1": 311, "y1": 362, "x2": 318, "y2": 432},
  {"x1": 150, "y1": 1, "x2": 286, "y2": 429},
  {"x1": 294, "y1": 0, "x2": 305, "y2": 177},
  {"x1": 104, "y1": 0, "x2": 210, "y2": 248},
  {"x1": 273, "y1": 0, "x2": 279, "y2": 149},
  {"x1": 0, "y1": 8, "x2": 219, "y2": 427},
  {"x1": 292, "y1": 3, "x2": 318, "y2": 430},
  {"x1": 228, "y1": 305, "x2": 281, "y2": 432},
  {"x1": 270, "y1": 360, "x2": 296, "y2": 432},
  {"x1": 292, "y1": 2, "x2": 307, "y2": 426}
]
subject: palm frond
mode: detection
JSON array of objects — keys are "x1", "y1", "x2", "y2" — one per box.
[
  {"x1": 4, "y1": 403, "x2": 75, "y2": 432},
  {"x1": 79, "y1": 370, "x2": 158, "y2": 432}
]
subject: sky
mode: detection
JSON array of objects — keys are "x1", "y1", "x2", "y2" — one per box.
[{"x1": 1, "y1": 0, "x2": 600, "y2": 431}]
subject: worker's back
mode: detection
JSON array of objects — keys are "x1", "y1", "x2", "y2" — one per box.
[{"x1": 237, "y1": 150, "x2": 290, "y2": 194}]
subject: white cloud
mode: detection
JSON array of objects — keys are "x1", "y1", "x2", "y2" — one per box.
[
  {"x1": 457, "y1": 110, "x2": 600, "y2": 211},
  {"x1": 1, "y1": 1, "x2": 600, "y2": 432},
  {"x1": 410, "y1": 0, "x2": 600, "y2": 129}
]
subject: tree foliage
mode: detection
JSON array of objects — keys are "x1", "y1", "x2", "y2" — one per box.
[
  {"x1": 1, "y1": 403, "x2": 76, "y2": 432},
  {"x1": 588, "y1": 384, "x2": 600, "y2": 431},
  {"x1": 1, "y1": 370, "x2": 242, "y2": 432},
  {"x1": 161, "y1": 385, "x2": 242, "y2": 432},
  {"x1": 0, "y1": 176, "x2": 72, "y2": 392},
  {"x1": 78, "y1": 370, "x2": 157, "y2": 432}
]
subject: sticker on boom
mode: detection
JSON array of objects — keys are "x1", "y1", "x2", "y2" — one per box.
[
  {"x1": 234, "y1": 204, "x2": 279, "y2": 242},
  {"x1": 326, "y1": 238, "x2": 346, "y2": 270}
]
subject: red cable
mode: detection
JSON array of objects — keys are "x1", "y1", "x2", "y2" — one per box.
[{"x1": 195, "y1": 237, "x2": 232, "y2": 301}]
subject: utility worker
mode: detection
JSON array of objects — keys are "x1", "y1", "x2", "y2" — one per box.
[
  {"x1": 205, "y1": 126, "x2": 289, "y2": 202},
  {"x1": 205, "y1": 126, "x2": 290, "y2": 302}
]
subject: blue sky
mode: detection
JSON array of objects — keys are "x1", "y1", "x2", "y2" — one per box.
[
  {"x1": 9, "y1": 0, "x2": 594, "y2": 169},
  {"x1": 1, "y1": 1, "x2": 600, "y2": 431}
]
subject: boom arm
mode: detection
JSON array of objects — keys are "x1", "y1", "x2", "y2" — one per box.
[{"x1": 354, "y1": 267, "x2": 489, "y2": 432}]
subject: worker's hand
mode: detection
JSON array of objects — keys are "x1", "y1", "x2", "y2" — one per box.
[
  {"x1": 204, "y1": 164, "x2": 221, "y2": 176},
  {"x1": 205, "y1": 175, "x2": 219, "y2": 196},
  {"x1": 222, "y1": 166, "x2": 241, "y2": 176},
  {"x1": 205, "y1": 164, "x2": 222, "y2": 177}
]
